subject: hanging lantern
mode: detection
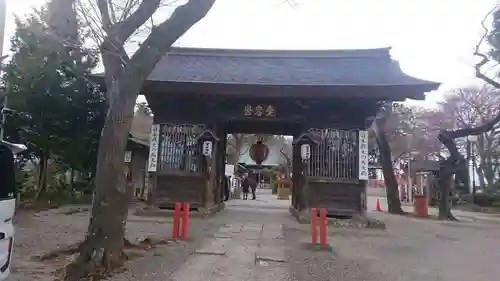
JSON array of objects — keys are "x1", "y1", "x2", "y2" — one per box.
[{"x1": 249, "y1": 140, "x2": 269, "y2": 165}]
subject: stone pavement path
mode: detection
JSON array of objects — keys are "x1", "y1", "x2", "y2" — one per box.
[
  {"x1": 107, "y1": 189, "x2": 500, "y2": 281},
  {"x1": 168, "y1": 190, "x2": 291, "y2": 281},
  {"x1": 170, "y1": 222, "x2": 288, "y2": 281},
  {"x1": 164, "y1": 189, "x2": 383, "y2": 281}
]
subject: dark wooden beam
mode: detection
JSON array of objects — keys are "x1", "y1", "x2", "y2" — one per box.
[
  {"x1": 144, "y1": 92, "x2": 381, "y2": 132},
  {"x1": 141, "y1": 80, "x2": 435, "y2": 101}
]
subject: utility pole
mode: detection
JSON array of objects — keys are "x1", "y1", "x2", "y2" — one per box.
[
  {"x1": 471, "y1": 143, "x2": 477, "y2": 204},
  {"x1": 466, "y1": 138, "x2": 471, "y2": 193},
  {"x1": 467, "y1": 135, "x2": 478, "y2": 203},
  {"x1": 0, "y1": 0, "x2": 7, "y2": 141},
  {"x1": 407, "y1": 152, "x2": 412, "y2": 204}
]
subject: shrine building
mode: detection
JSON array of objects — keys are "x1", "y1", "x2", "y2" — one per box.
[{"x1": 140, "y1": 47, "x2": 439, "y2": 221}]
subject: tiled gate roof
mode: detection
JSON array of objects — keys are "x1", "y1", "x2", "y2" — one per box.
[{"x1": 147, "y1": 47, "x2": 437, "y2": 87}]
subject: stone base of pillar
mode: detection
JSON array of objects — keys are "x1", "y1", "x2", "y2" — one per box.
[
  {"x1": 232, "y1": 187, "x2": 241, "y2": 199},
  {"x1": 198, "y1": 202, "x2": 225, "y2": 217},
  {"x1": 289, "y1": 206, "x2": 310, "y2": 224}
]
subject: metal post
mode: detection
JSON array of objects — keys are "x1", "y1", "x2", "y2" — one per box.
[
  {"x1": 172, "y1": 202, "x2": 181, "y2": 240},
  {"x1": 181, "y1": 203, "x2": 190, "y2": 240},
  {"x1": 0, "y1": 0, "x2": 6, "y2": 58},
  {"x1": 467, "y1": 135, "x2": 478, "y2": 204},
  {"x1": 310, "y1": 208, "x2": 317, "y2": 245},
  {"x1": 472, "y1": 142, "x2": 477, "y2": 204},
  {"x1": 0, "y1": 96, "x2": 7, "y2": 141},
  {"x1": 407, "y1": 153, "x2": 411, "y2": 204},
  {"x1": 0, "y1": 0, "x2": 7, "y2": 142},
  {"x1": 466, "y1": 138, "x2": 471, "y2": 193},
  {"x1": 319, "y1": 208, "x2": 327, "y2": 248}
]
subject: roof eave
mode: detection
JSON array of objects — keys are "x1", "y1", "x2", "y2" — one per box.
[
  {"x1": 91, "y1": 73, "x2": 440, "y2": 101},
  {"x1": 141, "y1": 80, "x2": 440, "y2": 100}
]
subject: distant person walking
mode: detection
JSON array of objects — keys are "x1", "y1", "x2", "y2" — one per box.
[
  {"x1": 241, "y1": 173, "x2": 250, "y2": 200},
  {"x1": 223, "y1": 175, "x2": 230, "y2": 201},
  {"x1": 249, "y1": 175, "x2": 257, "y2": 200}
]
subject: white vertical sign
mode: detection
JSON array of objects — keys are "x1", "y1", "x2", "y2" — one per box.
[
  {"x1": 147, "y1": 124, "x2": 160, "y2": 172},
  {"x1": 300, "y1": 144, "x2": 311, "y2": 160},
  {"x1": 124, "y1": 151, "x2": 132, "y2": 163},
  {"x1": 358, "y1": 130, "x2": 369, "y2": 180},
  {"x1": 202, "y1": 141, "x2": 213, "y2": 156}
]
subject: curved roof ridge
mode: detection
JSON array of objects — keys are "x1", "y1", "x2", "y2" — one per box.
[{"x1": 168, "y1": 46, "x2": 392, "y2": 59}]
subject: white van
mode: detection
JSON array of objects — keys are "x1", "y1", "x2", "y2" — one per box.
[{"x1": 0, "y1": 141, "x2": 26, "y2": 281}]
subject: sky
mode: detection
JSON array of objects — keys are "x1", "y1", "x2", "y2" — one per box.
[{"x1": 2, "y1": 0, "x2": 498, "y2": 107}]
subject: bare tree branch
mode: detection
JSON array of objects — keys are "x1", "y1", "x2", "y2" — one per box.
[
  {"x1": 64, "y1": 1, "x2": 217, "y2": 279},
  {"x1": 448, "y1": 3, "x2": 500, "y2": 139},
  {"x1": 125, "y1": 0, "x2": 215, "y2": 84},
  {"x1": 105, "y1": 0, "x2": 161, "y2": 44},
  {"x1": 474, "y1": 3, "x2": 500, "y2": 89},
  {"x1": 97, "y1": 0, "x2": 113, "y2": 29}
]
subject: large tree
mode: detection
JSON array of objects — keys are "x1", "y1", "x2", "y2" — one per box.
[
  {"x1": 63, "y1": 1, "x2": 216, "y2": 280},
  {"x1": 372, "y1": 102, "x2": 446, "y2": 214},
  {"x1": 434, "y1": 3, "x2": 500, "y2": 220},
  {"x1": 439, "y1": 86, "x2": 500, "y2": 188},
  {"x1": 372, "y1": 104, "x2": 404, "y2": 214},
  {"x1": 3, "y1": 5, "x2": 105, "y2": 195}
]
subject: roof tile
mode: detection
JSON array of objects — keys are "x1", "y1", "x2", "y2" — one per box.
[{"x1": 147, "y1": 47, "x2": 437, "y2": 87}]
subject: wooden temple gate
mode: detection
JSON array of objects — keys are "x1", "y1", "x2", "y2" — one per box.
[
  {"x1": 292, "y1": 129, "x2": 366, "y2": 218},
  {"x1": 138, "y1": 47, "x2": 438, "y2": 220}
]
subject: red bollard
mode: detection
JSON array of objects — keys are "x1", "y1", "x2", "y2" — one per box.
[
  {"x1": 320, "y1": 208, "x2": 327, "y2": 248},
  {"x1": 181, "y1": 203, "x2": 190, "y2": 240},
  {"x1": 172, "y1": 202, "x2": 181, "y2": 240},
  {"x1": 311, "y1": 208, "x2": 317, "y2": 246}
]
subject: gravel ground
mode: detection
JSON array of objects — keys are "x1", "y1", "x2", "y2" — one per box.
[
  {"x1": 368, "y1": 195, "x2": 500, "y2": 224},
  {"x1": 10, "y1": 191, "x2": 500, "y2": 281},
  {"x1": 9, "y1": 203, "x2": 223, "y2": 281},
  {"x1": 105, "y1": 195, "x2": 297, "y2": 281},
  {"x1": 354, "y1": 212, "x2": 500, "y2": 281},
  {"x1": 286, "y1": 210, "x2": 500, "y2": 281},
  {"x1": 117, "y1": 192, "x2": 500, "y2": 281},
  {"x1": 101, "y1": 192, "x2": 389, "y2": 281}
]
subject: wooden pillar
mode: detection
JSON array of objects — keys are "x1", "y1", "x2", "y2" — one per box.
[
  {"x1": 290, "y1": 124, "x2": 304, "y2": 209},
  {"x1": 206, "y1": 152, "x2": 217, "y2": 208},
  {"x1": 291, "y1": 130, "x2": 319, "y2": 223},
  {"x1": 199, "y1": 124, "x2": 221, "y2": 212},
  {"x1": 214, "y1": 125, "x2": 226, "y2": 204},
  {"x1": 206, "y1": 129, "x2": 216, "y2": 209},
  {"x1": 292, "y1": 132, "x2": 301, "y2": 209},
  {"x1": 218, "y1": 128, "x2": 227, "y2": 202},
  {"x1": 293, "y1": 132, "x2": 316, "y2": 210}
]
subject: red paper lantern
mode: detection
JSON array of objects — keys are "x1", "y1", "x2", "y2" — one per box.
[{"x1": 249, "y1": 140, "x2": 269, "y2": 165}]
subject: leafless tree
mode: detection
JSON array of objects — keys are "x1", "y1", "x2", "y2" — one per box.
[
  {"x1": 62, "y1": 0, "x2": 216, "y2": 280},
  {"x1": 372, "y1": 104, "x2": 405, "y2": 214},
  {"x1": 439, "y1": 86, "x2": 500, "y2": 188},
  {"x1": 435, "y1": 3, "x2": 500, "y2": 220}
]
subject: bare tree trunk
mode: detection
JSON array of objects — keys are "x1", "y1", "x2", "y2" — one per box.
[
  {"x1": 479, "y1": 134, "x2": 496, "y2": 187},
  {"x1": 373, "y1": 114, "x2": 404, "y2": 214},
  {"x1": 64, "y1": 86, "x2": 137, "y2": 281},
  {"x1": 34, "y1": 149, "x2": 49, "y2": 201},
  {"x1": 437, "y1": 132, "x2": 467, "y2": 220},
  {"x1": 228, "y1": 133, "x2": 244, "y2": 164},
  {"x1": 476, "y1": 165, "x2": 486, "y2": 189},
  {"x1": 69, "y1": 168, "x2": 75, "y2": 190},
  {"x1": 64, "y1": 1, "x2": 216, "y2": 279},
  {"x1": 437, "y1": 158, "x2": 455, "y2": 220},
  {"x1": 375, "y1": 130, "x2": 404, "y2": 214}
]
